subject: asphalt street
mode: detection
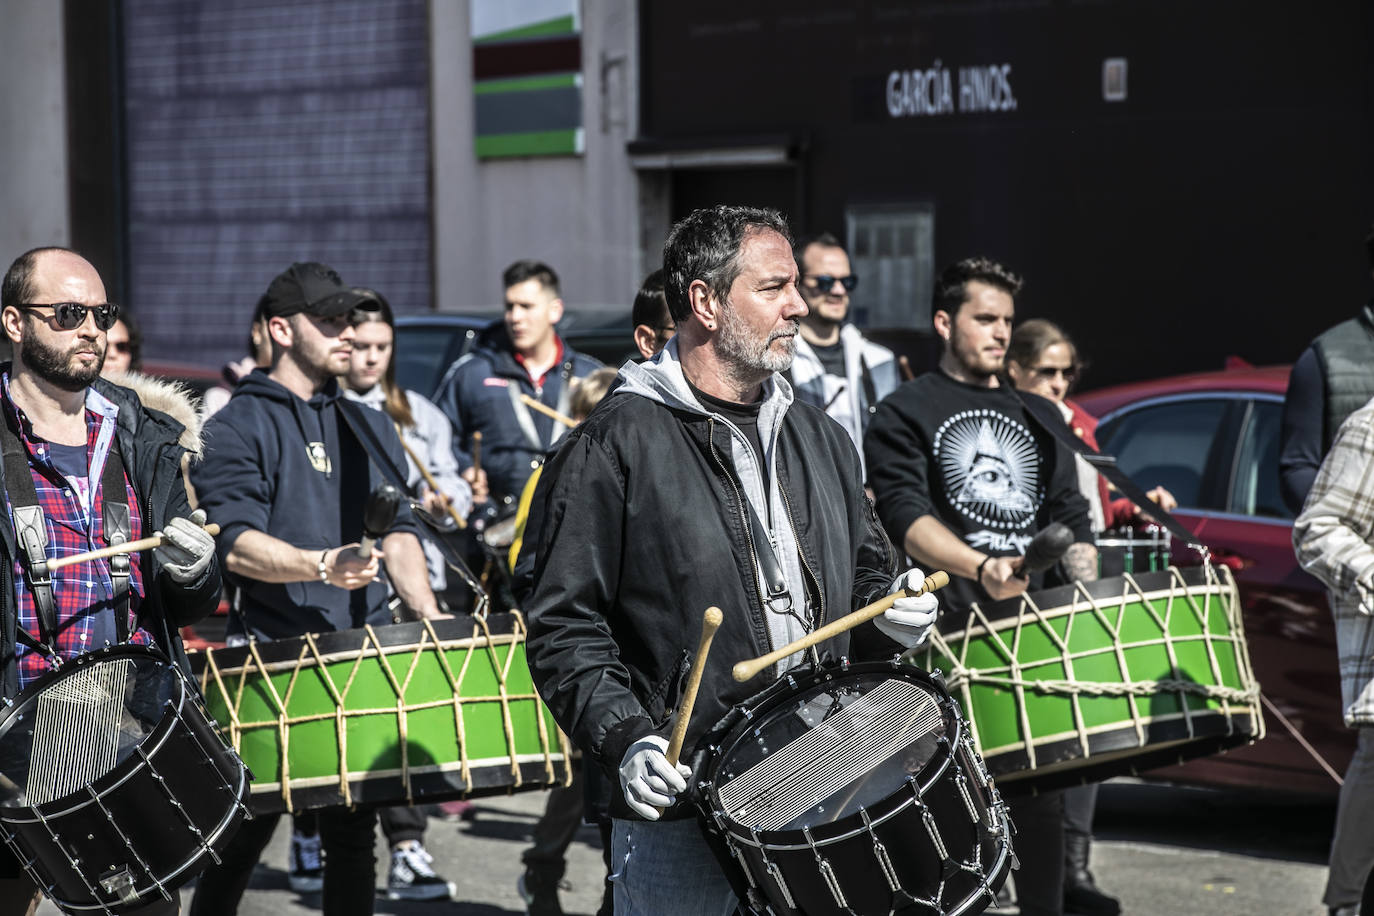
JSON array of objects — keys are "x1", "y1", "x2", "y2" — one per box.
[{"x1": 35, "y1": 779, "x2": 1335, "y2": 916}]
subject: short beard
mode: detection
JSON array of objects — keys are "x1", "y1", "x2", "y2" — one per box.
[
  {"x1": 716, "y1": 302, "x2": 797, "y2": 381},
  {"x1": 949, "y1": 327, "x2": 1000, "y2": 379},
  {"x1": 19, "y1": 332, "x2": 103, "y2": 392}
]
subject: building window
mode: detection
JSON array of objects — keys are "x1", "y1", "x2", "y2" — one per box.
[{"x1": 845, "y1": 204, "x2": 935, "y2": 328}]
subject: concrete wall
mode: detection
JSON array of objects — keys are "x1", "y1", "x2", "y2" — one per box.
[
  {"x1": 430, "y1": 0, "x2": 641, "y2": 314},
  {"x1": 0, "y1": 1, "x2": 70, "y2": 259}
]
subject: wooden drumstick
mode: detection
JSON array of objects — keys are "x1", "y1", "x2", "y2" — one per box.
[
  {"x1": 898, "y1": 354, "x2": 916, "y2": 382},
  {"x1": 656, "y1": 606, "x2": 723, "y2": 814},
  {"x1": 395, "y1": 424, "x2": 467, "y2": 530},
  {"x1": 519, "y1": 393, "x2": 577, "y2": 429},
  {"x1": 732, "y1": 570, "x2": 949, "y2": 682},
  {"x1": 665, "y1": 606, "x2": 724, "y2": 766},
  {"x1": 471, "y1": 430, "x2": 483, "y2": 477},
  {"x1": 46, "y1": 523, "x2": 221, "y2": 572}
]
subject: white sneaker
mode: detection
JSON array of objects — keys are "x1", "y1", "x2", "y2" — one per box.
[
  {"x1": 287, "y1": 831, "x2": 323, "y2": 894},
  {"x1": 386, "y1": 842, "x2": 456, "y2": 901}
]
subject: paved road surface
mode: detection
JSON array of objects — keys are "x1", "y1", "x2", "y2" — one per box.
[{"x1": 36, "y1": 779, "x2": 1335, "y2": 915}]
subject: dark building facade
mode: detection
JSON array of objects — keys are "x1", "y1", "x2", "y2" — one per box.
[{"x1": 634, "y1": 0, "x2": 1374, "y2": 386}]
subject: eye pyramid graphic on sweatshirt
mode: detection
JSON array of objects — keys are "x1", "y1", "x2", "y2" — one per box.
[{"x1": 934, "y1": 409, "x2": 1041, "y2": 530}]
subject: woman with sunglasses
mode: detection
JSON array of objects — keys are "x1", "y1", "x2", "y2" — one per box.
[
  {"x1": 1007, "y1": 319, "x2": 1175, "y2": 531},
  {"x1": 1004, "y1": 318, "x2": 1175, "y2": 916}
]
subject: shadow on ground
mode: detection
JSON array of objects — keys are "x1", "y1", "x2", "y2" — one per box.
[{"x1": 1094, "y1": 779, "x2": 1335, "y2": 864}]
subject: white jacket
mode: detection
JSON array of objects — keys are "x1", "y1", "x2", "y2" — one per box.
[{"x1": 789, "y1": 324, "x2": 899, "y2": 477}]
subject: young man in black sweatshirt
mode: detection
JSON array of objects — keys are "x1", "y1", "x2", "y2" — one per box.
[{"x1": 864, "y1": 256, "x2": 1096, "y2": 916}]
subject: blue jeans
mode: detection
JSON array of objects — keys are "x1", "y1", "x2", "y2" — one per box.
[{"x1": 610, "y1": 818, "x2": 737, "y2": 916}]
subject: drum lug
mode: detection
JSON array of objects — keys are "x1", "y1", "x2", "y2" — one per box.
[
  {"x1": 803, "y1": 826, "x2": 848, "y2": 910},
  {"x1": 98, "y1": 867, "x2": 138, "y2": 905},
  {"x1": 860, "y1": 808, "x2": 902, "y2": 893}
]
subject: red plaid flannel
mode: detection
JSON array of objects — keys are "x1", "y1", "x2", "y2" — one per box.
[{"x1": 7, "y1": 382, "x2": 148, "y2": 689}]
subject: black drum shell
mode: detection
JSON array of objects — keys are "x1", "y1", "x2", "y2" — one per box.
[
  {"x1": 0, "y1": 646, "x2": 250, "y2": 914},
  {"x1": 699, "y1": 661, "x2": 1012, "y2": 916}
]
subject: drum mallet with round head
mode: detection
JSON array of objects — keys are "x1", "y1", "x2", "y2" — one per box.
[
  {"x1": 732, "y1": 570, "x2": 950, "y2": 682},
  {"x1": 1011, "y1": 522, "x2": 1074, "y2": 578},
  {"x1": 359, "y1": 483, "x2": 402, "y2": 558}
]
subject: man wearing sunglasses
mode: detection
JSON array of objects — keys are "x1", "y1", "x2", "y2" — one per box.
[
  {"x1": 787, "y1": 233, "x2": 898, "y2": 478},
  {"x1": 189, "y1": 261, "x2": 440, "y2": 916},
  {"x1": 0, "y1": 247, "x2": 222, "y2": 916}
]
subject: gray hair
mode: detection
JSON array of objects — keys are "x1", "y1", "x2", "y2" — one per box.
[{"x1": 662, "y1": 206, "x2": 791, "y2": 322}]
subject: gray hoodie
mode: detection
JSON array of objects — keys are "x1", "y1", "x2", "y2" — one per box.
[{"x1": 614, "y1": 339, "x2": 811, "y2": 670}]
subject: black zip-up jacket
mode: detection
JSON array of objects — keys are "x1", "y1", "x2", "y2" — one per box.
[
  {"x1": 1, "y1": 372, "x2": 223, "y2": 701},
  {"x1": 524, "y1": 348, "x2": 899, "y2": 819}
]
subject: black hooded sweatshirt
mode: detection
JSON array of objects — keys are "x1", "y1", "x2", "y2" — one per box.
[{"x1": 190, "y1": 369, "x2": 421, "y2": 640}]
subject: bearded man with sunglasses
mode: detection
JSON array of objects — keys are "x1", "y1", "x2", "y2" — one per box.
[
  {"x1": 0, "y1": 247, "x2": 221, "y2": 916},
  {"x1": 787, "y1": 232, "x2": 898, "y2": 478}
]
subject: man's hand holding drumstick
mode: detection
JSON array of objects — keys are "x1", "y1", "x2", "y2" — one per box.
[
  {"x1": 620, "y1": 607, "x2": 723, "y2": 820},
  {"x1": 47, "y1": 508, "x2": 219, "y2": 584}
]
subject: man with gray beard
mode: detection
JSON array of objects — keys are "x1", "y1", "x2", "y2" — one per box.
[{"x1": 523, "y1": 205, "x2": 941, "y2": 915}]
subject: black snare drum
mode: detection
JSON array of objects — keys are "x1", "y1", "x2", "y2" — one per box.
[
  {"x1": 697, "y1": 661, "x2": 1012, "y2": 916},
  {"x1": 0, "y1": 645, "x2": 250, "y2": 914}
]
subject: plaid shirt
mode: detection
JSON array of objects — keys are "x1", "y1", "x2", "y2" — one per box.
[
  {"x1": 7, "y1": 378, "x2": 148, "y2": 689},
  {"x1": 1294, "y1": 398, "x2": 1374, "y2": 727}
]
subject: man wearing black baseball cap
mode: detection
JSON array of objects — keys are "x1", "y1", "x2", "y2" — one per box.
[{"x1": 190, "y1": 262, "x2": 442, "y2": 916}]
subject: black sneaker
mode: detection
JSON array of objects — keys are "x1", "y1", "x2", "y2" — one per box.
[
  {"x1": 386, "y1": 842, "x2": 455, "y2": 901},
  {"x1": 517, "y1": 869, "x2": 567, "y2": 916}
]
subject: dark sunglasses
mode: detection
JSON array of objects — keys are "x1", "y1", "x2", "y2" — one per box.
[
  {"x1": 1031, "y1": 365, "x2": 1078, "y2": 382},
  {"x1": 805, "y1": 274, "x2": 859, "y2": 293},
  {"x1": 19, "y1": 302, "x2": 120, "y2": 331}
]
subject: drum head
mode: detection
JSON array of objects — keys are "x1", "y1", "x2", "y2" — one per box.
[
  {"x1": 0, "y1": 646, "x2": 180, "y2": 810},
  {"x1": 711, "y1": 666, "x2": 949, "y2": 834}
]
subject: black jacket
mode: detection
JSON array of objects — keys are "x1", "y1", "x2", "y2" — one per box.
[
  {"x1": 524, "y1": 347, "x2": 899, "y2": 818},
  {"x1": 1, "y1": 372, "x2": 222, "y2": 701}
]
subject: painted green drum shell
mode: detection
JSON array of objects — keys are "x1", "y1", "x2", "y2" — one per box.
[
  {"x1": 913, "y1": 565, "x2": 1263, "y2": 792},
  {"x1": 189, "y1": 614, "x2": 572, "y2": 814}
]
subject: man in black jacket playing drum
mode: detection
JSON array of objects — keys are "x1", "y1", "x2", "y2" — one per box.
[
  {"x1": 0, "y1": 247, "x2": 220, "y2": 916},
  {"x1": 523, "y1": 205, "x2": 941, "y2": 916}
]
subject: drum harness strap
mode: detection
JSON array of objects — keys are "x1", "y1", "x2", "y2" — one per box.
[
  {"x1": 1005, "y1": 382, "x2": 1206, "y2": 555},
  {"x1": 333, "y1": 398, "x2": 487, "y2": 606},
  {"x1": 1, "y1": 414, "x2": 132, "y2": 662},
  {"x1": 1003, "y1": 382, "x2": 1345, "y2": 786},
  {"x1": 507, "y1": 357, "x2": 575, "y2": 456}
]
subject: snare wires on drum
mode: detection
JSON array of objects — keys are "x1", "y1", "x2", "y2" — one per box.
[
  {"x1": 27, "y1": 658, "x2": 134, "y2": 806},
  {"x1": 717, "y1": 678, "x2": 943, "y2": 832}
]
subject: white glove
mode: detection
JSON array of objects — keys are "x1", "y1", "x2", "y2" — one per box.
[
  {"x1": 154, "y1": 511, "x2": 215, "y2": 584},
  {"x1": 618, "y1": 734, "x2": 691, "y2": 820},
  {"x1": 874, "y1": 568, "x2": 940, "y2": 648}
]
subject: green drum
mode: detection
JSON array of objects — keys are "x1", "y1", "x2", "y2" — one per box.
[
  {"x1": 190, "y1": 613, "x2": 571, "y2": 813},
  {"x1": 914, "y1": 564, "x2": 1262, "y2": 789}
]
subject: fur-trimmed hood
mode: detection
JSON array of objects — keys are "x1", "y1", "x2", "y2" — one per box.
[{"x1": 100, "y1": 371, "x2": 204, "y2": 456}]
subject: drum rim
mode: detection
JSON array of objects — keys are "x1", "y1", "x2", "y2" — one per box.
[
  {"x1": 705, "y1": 660, "x2": 963, "y2": 846},
  {"x1": 0, "y1": 643, "x2": 173, "y2": 751},
  {"x1": 190, "y1": 613, "x2": 526, "y2": 669},
  {"x1": 957, "y1": 565, "x2": 1224, "y2": 627},
  {"x1": 0, "y1": 647, "x2": 189, "y2": 820}
]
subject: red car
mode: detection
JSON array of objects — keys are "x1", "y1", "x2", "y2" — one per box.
[{"x1": 1077, "y1": 363, "x2": 1351, "y2": 798}]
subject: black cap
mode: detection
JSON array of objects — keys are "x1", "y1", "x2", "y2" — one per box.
[{"x1": 259, "y1": 262, "x2": 374, "y2": 319}]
